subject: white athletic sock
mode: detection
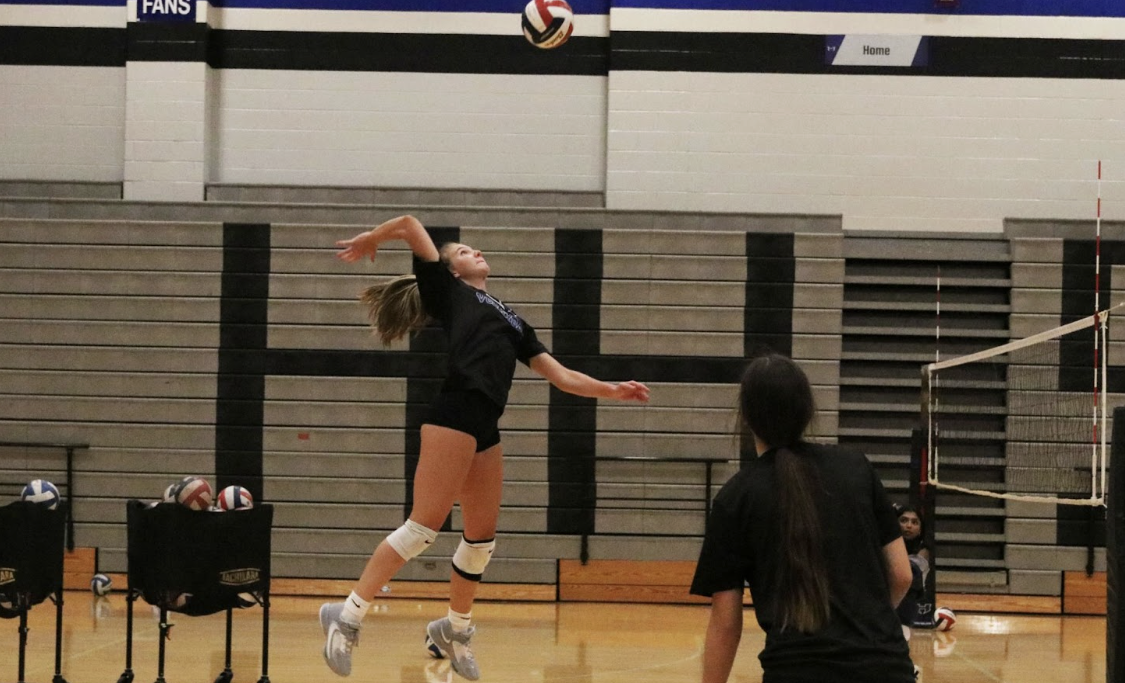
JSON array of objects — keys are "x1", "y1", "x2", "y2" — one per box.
[
  {"x1": 448, "y1": 608, "x2": 472, "y2": 633},
  {"x1": 342, "y1": 591, "x2": 371, "y2": 626}
]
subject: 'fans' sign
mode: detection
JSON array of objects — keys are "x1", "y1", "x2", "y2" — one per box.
[{"x1": 138, "y1": 0, "x2": 196, "y2": 23}]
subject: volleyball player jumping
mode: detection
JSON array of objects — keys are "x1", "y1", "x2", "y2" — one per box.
[{"x1": 320, "y1": 215, "x2": 650, "y2": 680}]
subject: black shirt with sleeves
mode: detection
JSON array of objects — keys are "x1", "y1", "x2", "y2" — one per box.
[
  {"x1": 413, "y1": 257, "x2": 548, "y2": 410},
  {"x1": 690, "y1": 443, "x2": 914, "y2": 683}
]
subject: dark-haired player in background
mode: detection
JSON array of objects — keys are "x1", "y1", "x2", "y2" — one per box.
[{"x1": 691, "y1": 354, "x2": 915, "y2": 683}]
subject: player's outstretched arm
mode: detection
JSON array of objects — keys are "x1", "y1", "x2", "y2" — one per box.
[
  {"x1": 335, "y1": 215, "x2": 440, "y2": 263},
  {"x1": 529, "y1": 353, "x2": 650, "y2": 402}
]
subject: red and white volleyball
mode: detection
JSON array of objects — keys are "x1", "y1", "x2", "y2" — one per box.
[
  {"x1": 217, "y1": 485, "x2": 254, "y2": 511},
  {"x1": 522, "y1": 0, "x2": 574, "y2": 50},
  {"x1": 175, "y1": 476, "x2": 213, "y2": 511},
  {"x1": 934, "y1": 606, "x2": 957, "y2": 631}
]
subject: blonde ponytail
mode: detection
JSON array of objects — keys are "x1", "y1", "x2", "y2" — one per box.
[{"x1": 359, "y1": 274, "x2": 429, "y2": 346}]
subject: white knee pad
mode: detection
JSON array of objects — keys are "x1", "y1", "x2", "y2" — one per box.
[
  {"x1": 386, "y1": 519, "x2": 438, "y2": 561},
  {"x1": 452, "y1": 536, "x2": 496, "y2": 582}
]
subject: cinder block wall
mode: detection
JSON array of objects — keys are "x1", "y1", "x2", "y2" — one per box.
[{"x1": 2, "y1": 3, "x2": 1123, "y2": 227}]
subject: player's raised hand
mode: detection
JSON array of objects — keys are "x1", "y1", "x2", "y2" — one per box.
[{"x1": 336, "y1": 230, "x2": 380, "y2": 262}]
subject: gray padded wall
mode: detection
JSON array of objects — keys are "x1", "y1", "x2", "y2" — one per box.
[
  {"x1": 1004, "y1": 235, "x2": 1122, "y2": 595},
  {"x1": 0, "y1": 219, "x2": 222, "y2": 571},
  {"x1": 0, "y1": 217, "x2": 842, "y2": 584},
  {"x1": 4, "y1": 213, "x2": 1118, "y2": 594}
]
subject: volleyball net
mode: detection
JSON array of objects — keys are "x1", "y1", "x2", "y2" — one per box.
[{"x1": 922, "y1": 307, "x2": 1115, "y2": 507}]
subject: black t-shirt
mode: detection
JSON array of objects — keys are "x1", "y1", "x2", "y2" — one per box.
[
  {"x1": 690, "y1": 443, "x2": 914, "y2": 683},
  {"x1": 904, "y1": 535, "x2": 926, "y2": 557},
  {"x1": 413, "y1": 257, "x2": 548, "y2": 410}
]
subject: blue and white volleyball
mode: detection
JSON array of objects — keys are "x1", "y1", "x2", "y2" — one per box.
[
  {"x1": 20, "y1": 479, "x2": 60, "y2": 509},
  {"x1": 522, "y1": 0, "x2": 574, "y2": 50},
  {"x1": 91, "y1": 573, "x2": 112, "y2": 596}
]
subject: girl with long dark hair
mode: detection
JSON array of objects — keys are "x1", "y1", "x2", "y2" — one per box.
[
  {"x1": 691, "y1": 354, "x2": 915, "y2": 683},
  {"x1": 320, "y1": 215, "x2": 650, "y2": 680},
  {"x1": 894, "y1": 503, "x2": 932, "y2": 631}
]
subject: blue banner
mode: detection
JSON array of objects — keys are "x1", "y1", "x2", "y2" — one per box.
[
  {"x1": 0, "y1": 0, "x2": 123, "y2": 5},
  {"x1": 3, "y1": 0, "x2": 1119, "y2": 17},
  {"x1": 208, "y1": 0, "x2": 611, "y2": 13},
  {"x1": 612, "y1": 0, "x2": 1125, "y2": 17}
]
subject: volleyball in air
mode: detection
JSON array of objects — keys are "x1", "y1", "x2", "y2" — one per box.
[
  {"x1": 934, "y1": 606, "x2": 957, "y2": 631},
  {"x1": 20, "y1": 479, "x2": 60, "y2": 509},
  {"x1": 522, "y1": 0, "x2": 574, "y2": 49}
]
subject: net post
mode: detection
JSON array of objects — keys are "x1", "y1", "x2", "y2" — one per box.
[
  {"x1": 1107, "y1": 406, "x2": 1125, "y2": 683},
  {"x1": 910, "y1": 425, "x2": 937, "y2": 625},
  {"x1": 920, "y1": 364, "x2": 933, "y2": 485}
]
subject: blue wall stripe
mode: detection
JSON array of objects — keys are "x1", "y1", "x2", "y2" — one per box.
[
  {"x1": 0, "y1": 0, "x2": 609, "y2": 10},
  {"x1": 0, "y1": 0, "x2": 123, "y2": 5},
  {"x1": 3, "y1": 0, "x2": 1120, "y2": 16},
  {"x1": 612, "y1": 0, "x2": 1125, "y2": 17},
  {"x1": 209, "y1": 0, "x2": 611, "y2": 13}
]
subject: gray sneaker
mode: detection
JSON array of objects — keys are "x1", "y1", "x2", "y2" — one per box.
[
  {"x1": 425, "y1": 617, "x2": 480, "y2": 681},
  {"x1": 320, "y1": 602, "x2": 360, "y2": 677}
]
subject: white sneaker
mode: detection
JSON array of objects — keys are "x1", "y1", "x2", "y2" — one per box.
[
  {"x1": 320, "y1": 602, "x2": 360, "y2": 677},
  {"x1": 425, "y1": 617, "x2": 480, "y2": 681}
]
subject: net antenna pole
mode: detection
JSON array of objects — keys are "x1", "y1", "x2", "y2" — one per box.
[
  {"x1": 1094, "y1": 160, "x2": 1103, "y2": 505},
  {"x1": 1086, "y1": 160, "x2": 1104, "y2": 574},
  {"x1": 932, "y1": 265, "x2": 941, "y2": 485}
]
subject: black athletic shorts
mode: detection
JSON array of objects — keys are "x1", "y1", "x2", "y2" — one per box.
[{"x1": 423, "y1": 390, "x2": 503, "y2": 453}]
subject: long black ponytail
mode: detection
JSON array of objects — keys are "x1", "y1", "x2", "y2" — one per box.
[{"x1": 739, "y1": 354, "x2": 828, "y2": 633}]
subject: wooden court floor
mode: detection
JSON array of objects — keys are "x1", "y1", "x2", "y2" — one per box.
[{"x1": 8, "y1": 592, "x2": 1108, "y2": 683}]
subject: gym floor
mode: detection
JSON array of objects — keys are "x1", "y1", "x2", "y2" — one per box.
[{"x1": 10, "y1": 592, "x2": 1106, "y2": 683}]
